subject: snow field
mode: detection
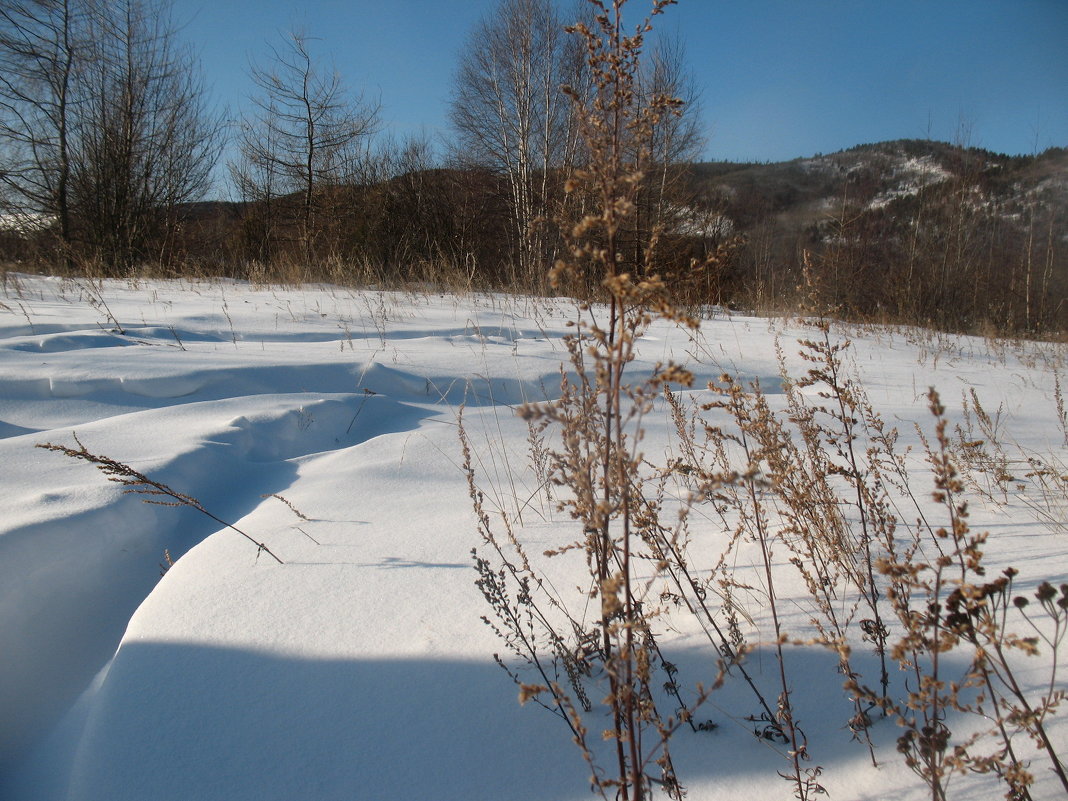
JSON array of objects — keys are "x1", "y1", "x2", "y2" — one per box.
[{"x1": 0, "y1": 274, "x2": 1064, "y2": 800}]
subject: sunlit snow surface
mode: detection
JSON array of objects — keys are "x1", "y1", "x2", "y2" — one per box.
[{"x1": 0, "y1": 274, "x2": 1064, "y2": 800}]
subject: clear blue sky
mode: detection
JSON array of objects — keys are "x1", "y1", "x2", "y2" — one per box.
[{"x1": 172, "y1": 0, "x2": 1067, "y2": 189}]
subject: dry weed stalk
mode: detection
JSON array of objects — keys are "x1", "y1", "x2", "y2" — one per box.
[
  {"x1": 674, "y1": 333, "x2": 1067, "y2": 800},
  {"x1": 952, "y1": 388, "x2": 1016, "y2": 503},
  {"x1": 701, "y1": 375, "x2": 828, "y2": 798},
  {"x1": 262, "y1": 492, "x2": 310, "y2": 521},
  {"x1": 1055, "y1": 372, "x2": 1068, "y2": 448},
  {"x1": 845, "y1": 390, "x2": 1068, "y2": 801},
  {"x1": 467, "y1": 1, "x2": 722, "y2": 798},
  {"x1": 38, "y1": 435, "x2": 284, "y2": 564}
]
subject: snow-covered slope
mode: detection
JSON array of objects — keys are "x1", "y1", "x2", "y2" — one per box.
[{"x1": 1, "y1": 274, "x2": 1064, "y2": 800}]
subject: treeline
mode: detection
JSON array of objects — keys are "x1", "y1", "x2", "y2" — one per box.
[
  {"x1": 0, "y1": 0, "x2": 1064, "y2": 335},
  {"x1": 0, "y1": 0, "x2": 704, "y2": 291}
]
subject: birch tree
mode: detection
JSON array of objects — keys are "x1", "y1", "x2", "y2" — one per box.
[
  {"x1": 449, "y1": 0, "x2": 583, "y2": 285},
  {"x1": 628, "y1": 34, "x2": 704, "y2": 272}
]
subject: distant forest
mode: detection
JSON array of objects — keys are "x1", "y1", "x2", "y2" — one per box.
[{"x1": 1, "y1": 0, "x2": 1064, "y2": 335}]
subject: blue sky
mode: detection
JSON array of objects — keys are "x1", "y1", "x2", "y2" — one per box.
[{"x1": 172, "y1": 0, "x2": 1067, "y2": 178}]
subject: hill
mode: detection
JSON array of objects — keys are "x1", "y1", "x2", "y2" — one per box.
[{"x1": 681, "y1": 140, "x2": 1067, "y2": 332}]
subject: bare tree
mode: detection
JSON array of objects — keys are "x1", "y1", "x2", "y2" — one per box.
[
  {"x1": 0, "y1": 0, "x2": 223, "y2": 272},
  {"x1": 70, "y1": 0, "x2": 222, "y2": 272},
  {"x1": 230, "y1": 98, "x2": 284, "y2": 265},
  {"x1": 627, "y1": 33, "x2": 705, "y2": 272},
  {"x1": 0, "y1": 0, "x2": 87, "y2": 263},
  {"x1": 230, "y1": 28, "x2": 379, "y2": 268},
  {"x1": 449, "y1": 0, "x2": 584, "y2": 286}
]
